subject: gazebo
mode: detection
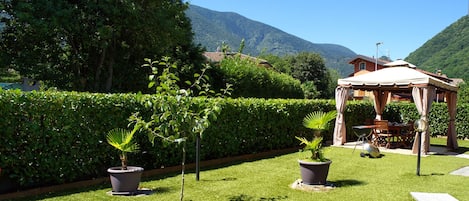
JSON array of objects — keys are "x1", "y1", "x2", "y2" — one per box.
[{"x1": 333, "y1": 66, "x2": 459, "y2": 154}]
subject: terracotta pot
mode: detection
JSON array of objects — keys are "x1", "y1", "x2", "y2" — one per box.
[
  {"x1": 298, "y1": 160, "x2": 331, "y2": 185},
  {"x1": 107, "y1": 166, "x2": 144, "y2": 195}
]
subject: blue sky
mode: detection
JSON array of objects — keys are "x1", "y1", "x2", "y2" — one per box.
[{"x1": 186, "y1": 0, "x2": 467, "y2": 60}]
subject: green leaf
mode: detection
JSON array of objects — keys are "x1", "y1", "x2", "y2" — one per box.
[
  {"x1": 148, "y1": 81, "x2": 155, "y2": 88},
  {"x1": 303, "y1": 110, "x2": 337, "y2": 131},
  {"x1": 106, "y1": 128, "x2": 139, "y2": 153}
]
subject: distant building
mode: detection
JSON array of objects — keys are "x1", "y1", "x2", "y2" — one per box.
[
  {"x1": 347, "y1": 55, "x2": 389, "y2": 100},
  {"x1": 348, "y1": 55, "x2": 389, "y2": 75}
]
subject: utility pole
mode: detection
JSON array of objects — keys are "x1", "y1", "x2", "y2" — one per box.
[{"x1": 375, "y1": 42, "x2": 382, "y2": 71}]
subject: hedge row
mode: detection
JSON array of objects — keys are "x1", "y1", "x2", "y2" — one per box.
[
  {"x1": 0, "y1": 90, "x2": 324, "y2": 192},
  {"x1": 0, "y1": 91, "x2": 144, "y2": 191},
  {"x1": 0, "y1": 90, "x2": 466, "y2": 193}
]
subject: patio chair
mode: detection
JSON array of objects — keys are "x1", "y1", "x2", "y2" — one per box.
[
  {"x1": 399, "y1": 121, "x2": 415, "y2": 148},
  {"x1": 372, "y1": 120, "x2": 393, "y2": 148}
]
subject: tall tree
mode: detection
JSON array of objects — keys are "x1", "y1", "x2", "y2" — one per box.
[
  {"x1": 0, "y1": 0, "x2": 204, "y2": 92},
  {"x1": 258, "y1": 53, "x2": 291, "y2": 74},
  {"x1": 290, "y1": 52, "x2": 332, "y2": 98}
]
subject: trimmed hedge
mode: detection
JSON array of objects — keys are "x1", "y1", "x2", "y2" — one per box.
[
  {"x1": 201, "y1": 98, "x2": 335, "y2": 159},
  {"x1": 0, "y1": 90, "x2": 330, "y2": 192},
  {"x1": 0, "y1": 90, "x2": 144, "y2": 190},
  {"x1": 0, "y1": 90, "x2": 467, "y2": 193}
]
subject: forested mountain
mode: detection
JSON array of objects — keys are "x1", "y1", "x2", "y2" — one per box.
[
  {"x1": 186, "y1": 5, "x2": 356, "y2": 77},
  {"x1": 406, "y1": 15, "x2": 469, "y2": 81}
]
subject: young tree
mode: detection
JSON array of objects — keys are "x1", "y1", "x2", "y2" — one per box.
[
  {"x1": 132, "y1": 57, "x2": 231, "y2": 201},
  {"x1": 0, "y1": 0, "x2": 204, "y2": 92}
]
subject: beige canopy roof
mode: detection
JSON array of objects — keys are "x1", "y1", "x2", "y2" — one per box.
[
  {"x1": 383, "y1": 59, "x2": 417, "y2": 68},
  {"x1": 338, "y1": 67, "x2": 458, "y2": 92}
]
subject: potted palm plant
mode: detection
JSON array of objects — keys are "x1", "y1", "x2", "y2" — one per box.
[
  {"x1": 296, "y1": 110, "x2": 337, "y2": 185},
  {"x1": 106, "y1": 128, "x2": 144, "y2": 195}
]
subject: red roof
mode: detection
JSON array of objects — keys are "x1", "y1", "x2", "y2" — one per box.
[{"x1": 348, "y1": 54, "x2": 390, "y2": 66}]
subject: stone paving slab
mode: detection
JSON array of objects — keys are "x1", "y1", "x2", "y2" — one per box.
[
  {"x1": 455, "y1": 154, "x2": 469, "y2": 159},
  {"x1": 340, "y1": 143, "x2": 438, "y2": 156},
  {"x1": 290, "y1": 179, "x2": 335, "y2": 192},
  {"x1": 450, "y1": 166, "x2": 469, "y2": 176},
  {"x1": 410, "y1": 192, "x2": 458, "y2": 201}
]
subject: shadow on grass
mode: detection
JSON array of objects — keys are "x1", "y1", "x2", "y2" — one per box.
[
  {"x1": 330, "y1": 179, "x2": 365, "y2": 187},
  {"x1": 145, "y1": 186, "x2": 172, "y2": 194},
  {"x1": 432, "y1": 145, "x2": 469, "y2": 156},
  {"x1": 450, "y1": 145, "x2": 469, "y2": 154},
  {"x1": 13, "y1": 183, "x2": 111, "y2": 201},
  {"x1": 431, "y1": 141, "x2": 469, "y2": 155},
  {"x1": 228, "y1": 194, "x2": 288, "y2": 201},
  {"x1": 417, "y1": 173, "x2": 445, "y2": 176},
  {"x1": 8, "y1": 149, "x2": 297, "y2": 200},
  {"x1": 199, "y1": 177, "x2": 238, "y2": 182},
  {"x1": 13, "y1": 183, "x2": 173, "y2": 201}
]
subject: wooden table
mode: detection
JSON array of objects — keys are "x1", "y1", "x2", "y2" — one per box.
[
  {"x1": 352, "y1": 125, "x2": 379, "y2": 142},
  {"x1": 388, "y1": 123, "x2": 410, "y2": 134},
  {"x1": 353, "y1": 124, "x2": 413, "y2": 148},
  {"x1": 388, "y1": 123, "x2": 413, "y2": 148}
]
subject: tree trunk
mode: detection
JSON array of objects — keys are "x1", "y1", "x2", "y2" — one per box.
[
  {"x1": 120, "y1": 154, "x2": 128, "y2": 170},
  {"x1": 94, "y1": 48, "x2": 106, "y2": 91},
  {"x1": 105, "y1": 39, "x2": 116, "y2": 92},
  {"x1": 105, "y1": 55, "x2": 114, "y2": 92},
  {"x1": 180, "y1": 140, "x2": 186, "y2": 201}
]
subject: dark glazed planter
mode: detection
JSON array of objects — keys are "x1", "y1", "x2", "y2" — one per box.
[
  {"x1": 298, "y1": 160, "x2": 332, "y2": 185},
  {"x1": 107, "y1": 166, "x2": 144, "y2": 195}
]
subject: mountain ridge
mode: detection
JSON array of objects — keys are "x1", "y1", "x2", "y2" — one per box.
[
  {"x1": 186, "y1": 5, "x2": 356, "y2": 76},
  {"x1": 406, "y1": 16, "x2": 469, "y2": 82}
]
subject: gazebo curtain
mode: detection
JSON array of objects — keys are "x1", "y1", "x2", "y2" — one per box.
[
  {"x1": 373, "y1": 90, "x2": 390, "y2": 120},
  {"x1": 446, "y1": 91, "x2": 458, "y2": 150},
  {"x1": 333, "y1": 87, "x2": 350, "y2": 145},
  {"x1": 411, "y1": 86, "x2": 436, "y2": 154}
]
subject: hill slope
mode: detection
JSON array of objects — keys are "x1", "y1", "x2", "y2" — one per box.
[
  {"x1": 406, "y1": 15, "x2": 469, "y2": 81},
  {"x1": 186, "y1": 5, "x2": 356, "y2": 76}
]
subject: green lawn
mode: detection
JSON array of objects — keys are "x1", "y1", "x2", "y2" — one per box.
[{"x1": 17, "y1": 138, "x2": 469, "y2": 201}]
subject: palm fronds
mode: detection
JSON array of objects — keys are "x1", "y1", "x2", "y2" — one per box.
[
  {"x1": 106, "y1": 128, "x2": 139, "y2": 170},
  {"x1": 106, "y1": 128, "x2": 139, "y2": 153},
  {"x1": 303, "y1": 110, "x2": 337, "y2": 131}
]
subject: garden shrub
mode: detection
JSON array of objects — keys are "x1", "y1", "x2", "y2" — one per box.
[{"x1": 213, "y1": 55, "x2": 304, "y2": 99}]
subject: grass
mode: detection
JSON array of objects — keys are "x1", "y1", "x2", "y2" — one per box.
[{"x1": 15, "y1": 138, "x2": 469, "y2": 201}]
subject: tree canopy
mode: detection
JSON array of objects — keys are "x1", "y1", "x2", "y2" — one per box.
[
  {"x1": 0, "y1": 0, "x2": 204, "y2": 92},
  {"x1": 259, "y1": 52, "x2": 336, "y2": 99},
  {"x1": 289, "y1": 52, "x2": 332, "y2": 98}
]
